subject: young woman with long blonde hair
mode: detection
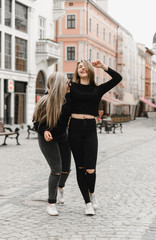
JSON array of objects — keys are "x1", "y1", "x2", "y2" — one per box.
[
  {"x1": 69, "y1": 59, "x2": 122, "y2": 215},
  {"x1": 33, "y1": 72, "x2": 71, "y2": 216}
]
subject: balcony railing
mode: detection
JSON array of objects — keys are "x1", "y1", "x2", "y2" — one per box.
[
  {"x1": 117, "y1": 57, "x2": 125, "y2": 65},
  {"x1": 53, "y1": 0, "x2": 65, "y2": 20},
  {"x1": 36, "y1": 40, "x2": 61, "y2": 63},
  {"x1": 54, "y1": 1, "x2": 64, "y2": 9}
]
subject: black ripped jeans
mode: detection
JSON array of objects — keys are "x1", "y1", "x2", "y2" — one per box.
[
  {"x1": 38, "y1": 134, "x2": 71, "y2": 204},
  {"x1": 68, "y1": 118, "x2": 98, "y2": 203}
]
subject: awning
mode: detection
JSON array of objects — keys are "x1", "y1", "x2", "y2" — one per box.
[
  {"x1": 102, "y1": 95, "x2": 128, "y2": 105},
  {"x1": 139, "y1": 98, "x2": 156, "y2": 108}
]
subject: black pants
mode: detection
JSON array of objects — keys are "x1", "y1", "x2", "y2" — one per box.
[
  {"x1": 38, "y1": 134, "x2": 71, "y2": 204},
  {"x1": 69, "y1": 118, "x2": 98, "y2": 203}
]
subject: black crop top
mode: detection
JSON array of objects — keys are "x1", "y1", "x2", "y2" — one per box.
[
  {"x1": 33, "y1": 93, "x2": 71, "y2": 141},
  {"x1": 70, "y1": 67, "x2": 122, "y2": 116}
]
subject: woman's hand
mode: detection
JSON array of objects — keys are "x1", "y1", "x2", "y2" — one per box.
[
  {"x1": 44, "y1": 131, "x2": 53, "y2": 142},
  {"x1": 92, "y1": 60, "x2": 108, "y2": 71}
]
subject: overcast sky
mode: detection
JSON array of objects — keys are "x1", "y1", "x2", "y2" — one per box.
[{"x1": 108, "y1": 0, "x2": 156, "y2": 49}]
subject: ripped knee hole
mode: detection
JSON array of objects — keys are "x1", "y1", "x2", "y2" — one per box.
[
  {"x1": 52, "y1": 172, "x2": 61, "y2": 176},
  {"x1": 86, "y1": 169, "x2": 95, "y2": 174},
  {"x1": 62, "y1": 171, "x2": 69, "y2": 174},
  {"x1": 78, "y1": 166, "x2": 85, "y2": 169}
]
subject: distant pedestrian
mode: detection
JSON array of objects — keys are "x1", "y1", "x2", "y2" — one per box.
[
  {"x1": 33, "y1": 72, "x2": 71, "y2": 216},
  {"x1": 69, "y1": 59, "x2": 122, "y2": 215},
  {"x1": 98, "y1": 110, "x2": 104, "y2": 123}
]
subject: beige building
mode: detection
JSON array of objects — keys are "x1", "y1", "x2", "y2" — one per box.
[{"x1": 116, "y1": 26, "x2": 137, "y2": 118}]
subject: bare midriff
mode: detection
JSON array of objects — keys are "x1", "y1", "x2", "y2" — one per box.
[{"x1": 71, "y1": 113, "x2": 95, "y2": 119}]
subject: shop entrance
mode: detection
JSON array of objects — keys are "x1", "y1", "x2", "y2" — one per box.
[
  {"x1": 14, "y1": 94, "x2": 25, "y2": 124},
  {"x1": 14, "y1": 81, "x2": 27, "y2": 124},
  {"x1": 4, "y1": 93, "x2": 11, "y2": 124},
  {"x1": 36, "y1": 71, "x2": 46, "y2": 102},
  {"x1": 4, "y1": 80, "x2": 11, "y2": 124}
]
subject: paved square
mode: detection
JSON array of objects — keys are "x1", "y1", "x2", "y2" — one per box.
[{"x1": 0, "y1": 118, "x2": 156, "y2": 240}]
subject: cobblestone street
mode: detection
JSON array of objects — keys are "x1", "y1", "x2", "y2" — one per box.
[{"x1": 1, "y1": 118, "x2": 156, "y2": 240}]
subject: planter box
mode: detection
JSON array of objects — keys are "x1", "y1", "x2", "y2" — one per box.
[{"x1": 111, "y1": 116, "x2": 130, "y2": 122}]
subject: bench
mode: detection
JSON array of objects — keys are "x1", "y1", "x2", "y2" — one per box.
[
  {"x1": 27, "y1": 125, "x2": 37, "y2": 139},
  {"x1": 0, "y1": 122, "x2": 20, "y2": 145},
  {"x1": 112, "y1": 121, "x2": 123, "y2": 134},
  {"x1": 97, "y1": 118, "x2": 123, "y2": 134}
]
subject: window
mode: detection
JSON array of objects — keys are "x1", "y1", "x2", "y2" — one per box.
[
  {"x1": 67, "y1": 15, "x2": 75, "y2": 29},
  {"x1": 67, "y1": 47, "x2": 75, "y2": 61},
  {"x1": 113, "y1": 60, "x2": 116, "y2": 69},
  {"x1": 89, "y1": 49, "x2": 92, "y2": 60},
  {"x1": 15, "y1": 2, "x2": 27, "y2": 33},
  {"x1": 103, "y1": 28, "x2": 105, "y2": 40},
  {"x1": 109, "y1": 57, "x2": 111, "y2": 67},
  {"x1": 103, "y1": 55, "x2": 105, "y2": 64},
  {"x1": 5, "y1": 0, "x2": 12, "y2": 27},
  {"x1": 109, "y1": 32, "x2": 111, "y2": 44},
  {"x1": 39, "y1": 16, "x2": 46, "y2": 39},
  {"x1": 97, "y1": 24, "x2": 99, "y2": 36},
  {"x1": 5, "y1": 34, "x2": 11, "y2": 69},
  {"x1": 67, "y1": 73, "x2": 74, "y2": 82},
  {"x1": 89, "y1": 18, "x2": 91, "y2": 32},
  {"x1": 0, "y1": 32, "x2": 2, "y2": 67},
  {"x1": 113, "y1": 35, "x2": 116, "y2": 46},
  {"x1": 36, "y1": 71, "x2": 45, "y2": 102},
  {"x1": 15, "y1": 81, "x2": 27, "y2": 93},
  {"x1": 0, "y1": 0, "x2": 1, "y2": 24},
  {"x1": 15, "y1": 37, "x2": 27, "y2": 71}
]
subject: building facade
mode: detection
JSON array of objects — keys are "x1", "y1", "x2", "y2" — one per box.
[
  {"x1": 151, "y1": 33, "x2": 156, "y2": 104},
  {"x1": 136, "y1": 44, "x2": 154, "y2": 116},
  {"x1": 137, "y1": 43, "x2": 146, "y2": 98},
  {"x1": 0, "y1": 0, "x2": 61, "y2": 125},
  {"x1": 116, "y1": 26, "x2": 138, "y2": 118},
  {"x1": 145, "y1": 48, "x2": 153, "y2": 100},
  {"x1": 117, "y1": 27, "x2": 137, "y2": 100}
]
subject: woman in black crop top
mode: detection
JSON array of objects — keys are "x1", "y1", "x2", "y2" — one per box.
[
  {"x1": 33, "y1": 72, "x2": 71, "y2": 216},
  {"x1": 68, "y1": 59, "x2": 122, "y2": 215}
]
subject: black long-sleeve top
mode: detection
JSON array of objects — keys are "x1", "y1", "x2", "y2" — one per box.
[
  {"x1": 33, "y1": 93, "x2": 71, "y2": 141},
  {"x1": 70, "y1": 67, "x2": 122, "y2": 116}
]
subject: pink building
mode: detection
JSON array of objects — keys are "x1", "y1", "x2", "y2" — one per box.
[{"x1": 55, "y1": 0, "x2": 122, "y2": 114}]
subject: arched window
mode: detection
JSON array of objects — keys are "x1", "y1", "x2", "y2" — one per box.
[{"x1": 36, "y1": 71, "x2": 46, "y2": 102}]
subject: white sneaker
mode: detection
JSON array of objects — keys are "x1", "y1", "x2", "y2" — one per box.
[
  {"x1": 89, "y1": 192, "x2": 99, "y2": 210},
  {"x1": 46, "y1": 204, "x2": 59, "y2": 216},
  {"x1": 85, "y1": 202, "x2": 95, "y2": 216},
  {"x1": 58, "y1": 188, "x2": 64, "y2": 204}
]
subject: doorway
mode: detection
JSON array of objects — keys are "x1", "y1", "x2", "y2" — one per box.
[
  {"x1": 4, "y1": 93, "x2": 11, "y2": 124},
  {"x1": 14, "y1": 81, "x2": 27, "y2": 124},
  {"x1": 36, "y1": 71, "x2": 46, "y2": 102},
  {"x1": 14, "y1": 94, "x2": 25, "y2": 124}
]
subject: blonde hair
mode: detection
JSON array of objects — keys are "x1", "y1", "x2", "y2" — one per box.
[
  {"x1": 73, "y1": 60, "x2": 96, "y2": 85},
  {"x1": 33, "y1": 72, "x2": 67, "y2": 130}
]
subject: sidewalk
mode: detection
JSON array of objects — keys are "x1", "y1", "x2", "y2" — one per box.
[{"x1": 0, "y1": 118, "x2": 156, "y2": 240}]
